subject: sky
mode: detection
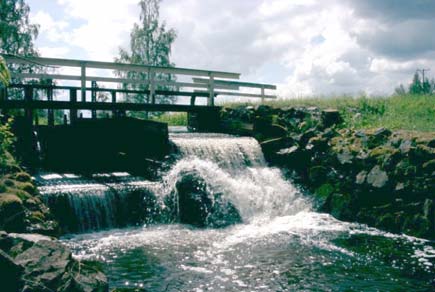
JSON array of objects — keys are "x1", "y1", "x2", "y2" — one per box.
[{"x1": 27, "y1": 0, "x2": 435, "y2": 98}]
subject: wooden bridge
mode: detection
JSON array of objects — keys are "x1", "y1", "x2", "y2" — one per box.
[{"x1": 0, "y1": 54, "x2": 276, "y2": 126}]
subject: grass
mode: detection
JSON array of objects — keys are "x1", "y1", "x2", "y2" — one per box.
[
  {"x1": 221, "y1": 94, "x2": 435, "y2": 132},
  {"x1": 151, "y1": 112, "x2": 188, "y2": 126}
]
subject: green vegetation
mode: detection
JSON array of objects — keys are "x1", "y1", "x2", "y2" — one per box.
[
  {"x1": 152, "y1": 112, "x2": 187, "y2": 126},
  {"x1": 115, "y1": 0, "x2": 177, "y2": 118},
  {"x1": 0, "y1": 56, "x2": 11, "y2": 86},
  {"x1": 222, "y1": 94, "x2": 435, "y2": 132},
  {"x1": 0, "y1": 117, "x2": 18, "y2": 173}
]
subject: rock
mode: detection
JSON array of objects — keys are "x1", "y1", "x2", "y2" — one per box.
[
  {"x1": 366, "y1": 165, "x2": 389, "y2": 188},
  {"x1": 309, "y1": 166, "x2": 328, "y2": 184},
  {"x1": 329, "y1": 193, "x2": 351, "y2": 219},
  {"x1": 423, "y1": 159, "x2": 435, "y2": 172},
  {"x1": 307, "y1": 136, "x2": 329, "y2": 152},
  {"x1": 174, "y1": 171, "x2": 241, "y2": 227},
  {"x1": 254, "y1": 104, "x2": 273, "y2": 116},
  {"x1": 367, "y1": 128, "x2": 392, "y2": 148},
  {"x1": 399, "y1": 140, "x2": 413, "y2": 154},
  {"x1": 403, "y1": 214, "x2": 431, "y2": 238},
  {"x1": 0, "y1": 193, "x2": 25, "y2": 232},
  {"x1": 0, "y1": 232, "x2": 108, "y2": 292},
  {"x1": 321, "y1": 109, "x2": 342, "y2": 128},
  {"x1": 14, "y1": 172, "x2": 32, "y2": 183},
  {"x1": 373, "y1": 127, "x2": 392, "y2": 138},
  {"x1": 277, "y1": 146, "x2": 299, "y2": 155},
  {"x1": 0, "y1": 249, "x2": 24, "y2": 291},
  {"x1": 314, "y1": 183, "x2": 335, "y2": 209},
  {"x1": 355, "y1": 171, "x2": 367, "y2": 185},
  {"x1": 395, "y1": 182, "x2": 405, "y2": 191},
  {"x1": 260, "y1": 137, "x2": 296, "y2": 158},
  {"x1": 337, "y1": 149, "x2": 353, "y2": 165},
  {"x1": 409, "y1": 144, "x2": 435, "y2": 163}
]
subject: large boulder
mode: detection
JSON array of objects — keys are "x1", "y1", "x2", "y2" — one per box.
[
  {"x1": 174, "y1": 171, "x2": 241, "y2": 228},
  {"x1": 0, "y1": 232, "x2": 108, "y2": 292}
]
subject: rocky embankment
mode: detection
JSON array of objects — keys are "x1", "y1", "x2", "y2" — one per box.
[
  {"x1": 221, "y1": 105, "x2": 435, "y2": 240},
  {"x1": 0, "y1": 153, "x2": 108, "y2": 291}
]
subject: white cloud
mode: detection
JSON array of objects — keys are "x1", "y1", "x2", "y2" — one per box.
[
  {"x1": 38, "y1": 46, "x2": 70, "y2": 58},
  {"x1": 27, "y1": 0, "x2": 435, "y2": 98},
  {"x1": 31, "y1": 10, "x2": 70, "y2": 42},
  {"x1": 56, "y1": 0, "x2": 139, "y2": 61}
]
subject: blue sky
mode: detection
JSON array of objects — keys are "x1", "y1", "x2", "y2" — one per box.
[{"x1": 26, "y1": 0, "x2": 435, "y2": 98}]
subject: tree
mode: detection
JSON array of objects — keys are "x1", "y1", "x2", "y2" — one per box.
[
  {"x1": 409, "y1": 72, "x2": 423, "y2": 94},
  {"x1": 115, "y1": 0, "x2": 177, "y2": 118},
  {"x1": 0, "y1": 0, "x2": 39, "y2": 56},
  {"x1": 394, "y1": 84, "x2": 406, "y2": 95}
]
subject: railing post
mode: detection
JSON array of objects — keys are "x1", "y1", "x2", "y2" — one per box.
[
  {"x1": 80, "y1": 63, "x2": 86, "y2": 102},
  {"x1": 91, "y1": 81, "x2": 97, "y2": 119},
  {"x1": 111, "y1": 90, "x2": 117, "y2": 118},
  {"x1": 150, "y1": 69, "x2": 156, "y2": 104},
  {"x1": 190, "y1": 95, "x2": 196, "y2": 106},
  {"x1": 208, "y1": 74, "x2": 214, "y2": 106},
  {"x1": 47, "y1": 79, "x2": 54, "y2": 126},
  {"x1": 24, "y1": 86, "x2": 33, "y2": 126},
  {"x1": 0, "y1": 87, "x2": 7, "y2": 115},
  {"x1": 80, "y1": 62, "x2": 86, "y2": 120},
  {"x1": 70, "y1": 89, "x2": 77, "y2": 124},
  {"x1": 261, "y1": 86, "x2": 265, "y2": 104}
]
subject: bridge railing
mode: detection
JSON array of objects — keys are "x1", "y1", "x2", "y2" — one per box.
[{"x1": 1, "y1": 55, "x2": 276, "y2": 107}]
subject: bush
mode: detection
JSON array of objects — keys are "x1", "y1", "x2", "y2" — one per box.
[{"x1": 0, "y1": 116, "x2": 17, "y2": 173}]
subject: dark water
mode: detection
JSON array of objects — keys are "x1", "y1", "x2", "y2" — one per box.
[{"x1": 40, "y1": 133, "x2": 435, "y2": 291}]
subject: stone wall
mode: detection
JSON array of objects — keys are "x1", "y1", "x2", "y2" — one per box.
[{"x1": 221, "y1": 105, "x2": 435, "y2": 239}]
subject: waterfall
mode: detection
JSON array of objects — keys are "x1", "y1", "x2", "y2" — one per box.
[
  {"x1": 38, "y1": 132, "x2": 309, "y2": 233},
  {"x1": 38, "y1": 173, "x2": 157, "y2": 233},
  {"x1": 161, "y1": 133, "x2": 310, "y2": 224}
]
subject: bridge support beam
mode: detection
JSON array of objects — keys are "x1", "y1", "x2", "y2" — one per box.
[
  {"x1": 24, "y1": 86, "x2": 33, "y2": 127},
  {"x1": 47, "y1": 80, "x2": 54, "y2": 126},
  {"x1": 69, "y1": 89, "x2": 77, "y2": 124}
]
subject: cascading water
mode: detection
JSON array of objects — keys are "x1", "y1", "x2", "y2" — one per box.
[
  {"x1": 160, "y1": 133, "x2": 309, "y2": 223},
  {"x1": 45, "y1": 132, "x2": 434, "y2": 291},
  {"x1": 37, "y1": 173, "x2": 157, "y2": 233}
]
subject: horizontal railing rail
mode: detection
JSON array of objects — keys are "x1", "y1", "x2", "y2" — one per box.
[
  {"x1": 0, "y1": 55, "x2": 277, "y2": 126},
  {"x1": 1, "y1": 54, "x2": 277, "y2": 105}
]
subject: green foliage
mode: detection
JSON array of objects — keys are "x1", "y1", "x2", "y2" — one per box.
[
  {"x1": 0, "y1": 0, "x2": 39, "y2": 56},
  {"x1": 396, "y1": 71, "x2": 434, "y2": 95},
  {"x1": 0, "y1": 116, "x2": 17, "y2": 172},
  {"x1": 222, "y1": 94, "x2": 435, "y2": 132},
  {"x1": 115, "y1": 0, "x2": 177, "y2": 118},
  {"x1": 0, "y1": 56, "x2": 11, "y2": 86},
  {"x1": 152, "y1": 112, "x2": 187, "y2": 126}
]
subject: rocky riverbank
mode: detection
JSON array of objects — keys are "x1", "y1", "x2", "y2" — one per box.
[
  {"x1": 221, "y1": 105, "x2": 435, "y2": 240},
  {"x1": 0, "y1": 143, "x2": 109, "y2": 291}
]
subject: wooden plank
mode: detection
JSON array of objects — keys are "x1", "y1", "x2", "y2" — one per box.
[
  {"x1": 2, "y1": 54, "x2": 240, "y2": 79},
  {"x1": 192, "y1": 78, "x2": 276, "y2": 89},
  {"x1": 8, "y1": 84, "x2": 212, "y2": 97},
  {"x1": 194, "y1": 90, "x2": 277, "y2": 99},
  {"x1": 0, "y1": 100, "x2": 221, "y2": 112},
  {"x1": 12, "y1": 73, "x2": 237, "y2": 90}
]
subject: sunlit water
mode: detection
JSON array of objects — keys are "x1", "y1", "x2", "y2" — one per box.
[{"x1": 41, "y1": 133, "x2": 435, "y2": 291}]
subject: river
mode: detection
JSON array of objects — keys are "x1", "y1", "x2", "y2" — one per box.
[{"x1": 37, "y1": 132, "x2": 435, "y2": 291}]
